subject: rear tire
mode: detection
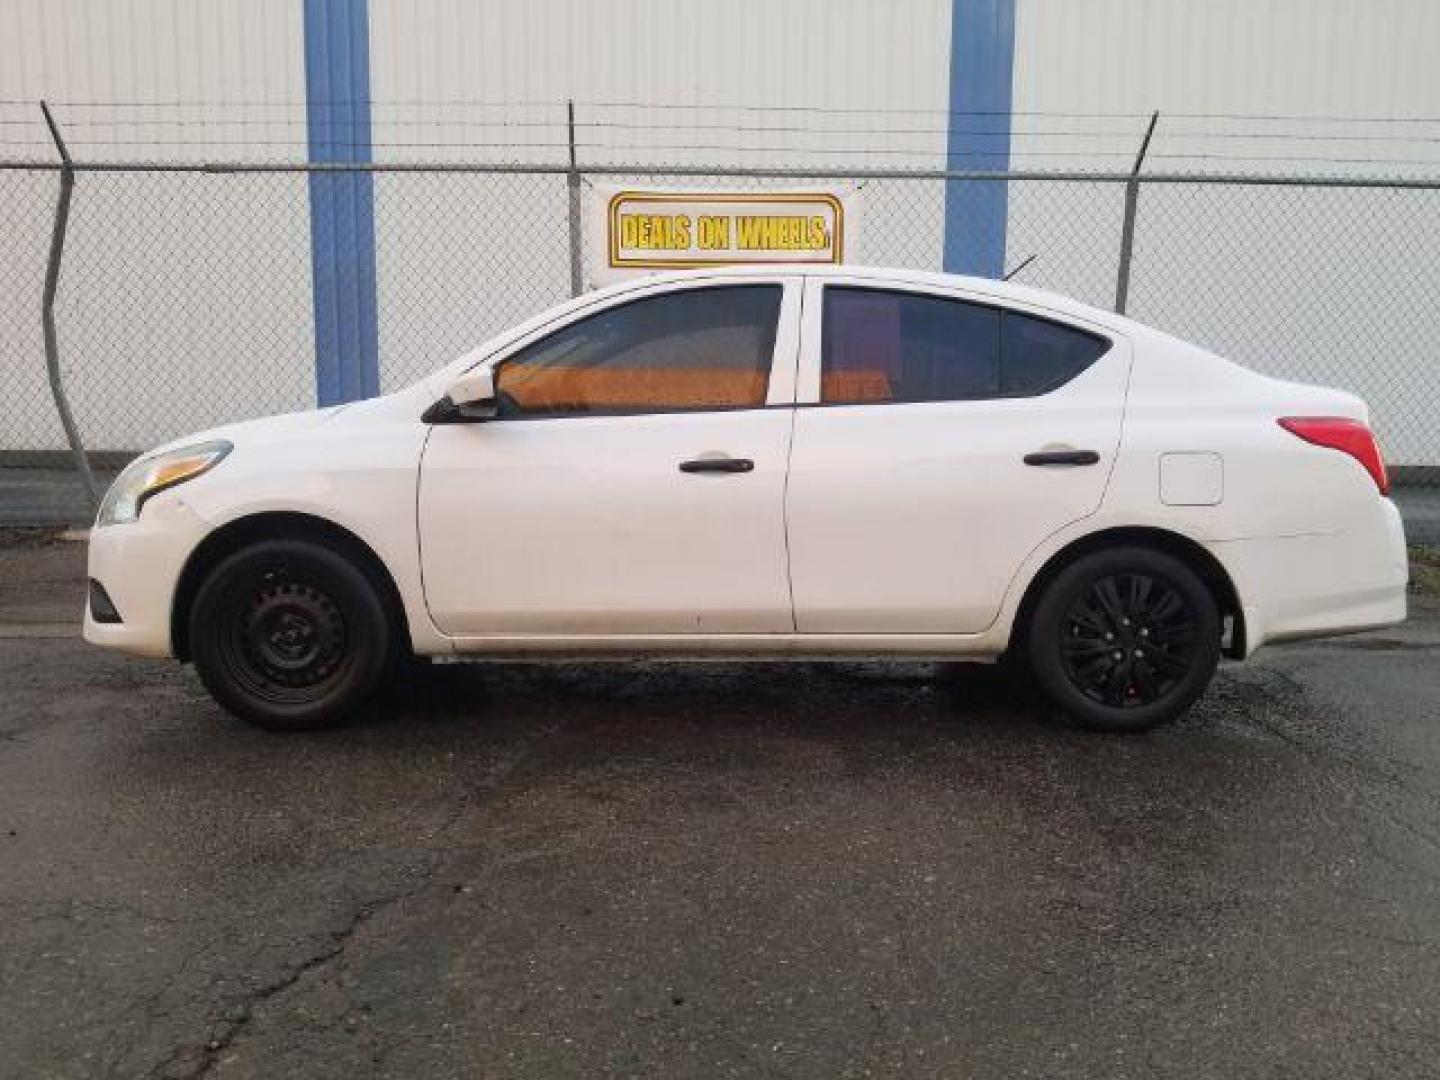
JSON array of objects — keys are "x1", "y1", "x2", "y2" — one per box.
[
  {"x1": 1027, "y1": 546, "x2": 1220, "y2": 733},
  {"x1": 189, "y1": 538, "x2": 392, "y2": 731}
]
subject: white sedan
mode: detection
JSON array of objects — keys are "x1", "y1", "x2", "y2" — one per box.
[{"x1": 84, "y1": 266, "x2": 1407, "y2": 733}]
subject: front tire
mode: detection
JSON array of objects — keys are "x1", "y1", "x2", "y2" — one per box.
[
  {"x1": 1027, "y1": 547, "x2": 1220, "y2": 733},
  {"x1": 189, "y1": 538, "x2": 392, "y2": 731}
]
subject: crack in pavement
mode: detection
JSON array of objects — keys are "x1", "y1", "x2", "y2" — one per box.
[
  {"x1": 144, "y1": 709, "x2": 578, "y2": 1080},
  {"x1": 155, "y1": 881, "x2": 430, "y2": 1080}
]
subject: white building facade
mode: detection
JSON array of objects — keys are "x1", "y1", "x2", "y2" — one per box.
[{"x1": 2, "y1": 0, "x2": 1438, "y2": 465}]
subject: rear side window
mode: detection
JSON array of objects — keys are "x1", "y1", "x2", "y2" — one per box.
[
  {"x1": 820, "y1": 287, "x2": 1108, "y2": 405},
  {"x1": 497, "y1": 285, "x2": 782, "y2": 416},
  {"x1": 821, "y1": 289, "x2": 998, "y2": 404}
]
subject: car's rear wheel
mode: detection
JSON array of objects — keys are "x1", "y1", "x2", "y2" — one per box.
[
  {"x1": 1027, "y1": 546, "x2": 1220, "y2": 733},
  {"x1": 189, "y1": 538, "x2": 391, "y2": 731}
]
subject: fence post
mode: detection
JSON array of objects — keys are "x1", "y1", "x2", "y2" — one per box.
[
  {"x1": 39, "y1": 101, "x2": 99, "y2": 512},
  {"x1": 566, "y1": 100, "x2": 584, "y2": 297},
  {"x1": 1114, "y1": 110, "x2": 1159, "y2": 316}
]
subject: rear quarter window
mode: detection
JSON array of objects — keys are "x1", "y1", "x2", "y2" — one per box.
[{"x1": 1001, "y1": 310, "x2": 1110, "y2": 396}]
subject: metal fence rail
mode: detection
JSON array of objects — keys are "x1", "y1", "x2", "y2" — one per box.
[{"x1": 3, "y1": 150, "x2": 1439, "y2": 524}]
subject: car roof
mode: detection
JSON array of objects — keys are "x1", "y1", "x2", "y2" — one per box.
[{"x1": 594, "y1": 264, "x2": 1130, "y2": 335}]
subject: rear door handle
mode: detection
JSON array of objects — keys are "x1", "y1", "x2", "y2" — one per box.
[
  {"x1": 679, "y1": 457, "x2": 754, "y2": 474},
  {"x1": 1024, "y1": 449, "x2": 1100, "y2": 467}
]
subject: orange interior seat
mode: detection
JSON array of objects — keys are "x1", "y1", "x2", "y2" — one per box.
[
  {"x1": 501, "y1": 363, "x2": 767, "y2": 411},
  {"x1": 820, "y1": 369, "x2": 892, "y2": 403}
]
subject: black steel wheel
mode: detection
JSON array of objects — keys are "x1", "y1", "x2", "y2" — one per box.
[
  {"x1": 189, "y1": 538, "x2": 391, "y2": 730},
  {"x1": 1028, "y1": 546, "x2": 1220, "y2": 733}
]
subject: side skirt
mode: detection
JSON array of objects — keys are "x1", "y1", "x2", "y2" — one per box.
[{"x1": 438, "y1": 632, "x2": 1006, "y2": 663}]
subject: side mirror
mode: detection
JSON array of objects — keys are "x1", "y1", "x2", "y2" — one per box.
[{"x1": 446, "y1": 364, "x2": 498, "y2": 420}]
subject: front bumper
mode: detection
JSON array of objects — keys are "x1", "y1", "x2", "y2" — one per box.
[{"x1": 83, "y1": 495, "x2": 213, "y2": 658}]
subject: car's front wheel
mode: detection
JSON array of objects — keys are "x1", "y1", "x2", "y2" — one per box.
[
  {"x1": 189, "y1": 538, "x2": 392, "y2": 731},
  {"x1": 1027, "y1": 546, "x2": 1220, "y2": 733}
]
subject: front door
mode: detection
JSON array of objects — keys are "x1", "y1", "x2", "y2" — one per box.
[
  {"x1": 785, "y1": 278, "x2": 1130, "y2": 634},
  {"x1": 418, "y1": 279, "x2": 800, "y2": 637}
]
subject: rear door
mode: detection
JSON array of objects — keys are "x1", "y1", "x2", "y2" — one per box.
[
  {"x1": 785, "y1": 277, "x2": 1130, "y2": 633},
  {"x1": 418, "y1": 278, "x2": 801, "y2": 637}
]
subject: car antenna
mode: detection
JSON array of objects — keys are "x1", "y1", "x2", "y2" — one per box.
[{"x1": 1003, "y1": 254, "x2": 1037, "y2": 282}]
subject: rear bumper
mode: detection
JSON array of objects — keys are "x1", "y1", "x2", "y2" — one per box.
[
  {"x1": 82, "y1": 497, "x2": 212, "y2": 658},
  {"x1": 1216, "y1": 497, "x2": 1408, "y2": 656}
]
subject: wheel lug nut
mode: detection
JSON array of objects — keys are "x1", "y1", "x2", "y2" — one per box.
[
  {"x1": 1104, "y1": 632, "x2": 1114, "y2": 641},
  {"x1": 1134, "y1": 649, "x2": 1143, "y2": 658},
  {"x1": 1112, "y1": 651, "x2": 1123, "y2": 661}
]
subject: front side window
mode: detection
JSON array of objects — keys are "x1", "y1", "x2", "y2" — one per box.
[
  {"x1": 820, "y1": 287, "x2": 1109, "y2": 405},
  {"x1": 496, "y1": 285, "x2": 782, "y2": 417}
]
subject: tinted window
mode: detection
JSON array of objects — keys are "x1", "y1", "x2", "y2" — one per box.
[
  {"x1": 1002, "y1": 310, "x2": 1109, "y2": 396},
  {"x1": 821, "y1": 289, "x2": 998, "y2": 404},
  {"x1": 496, "y1": 286, "x2": 781, "y2": 416},
  {"x1": 821, "y1": 287, "x2": 1108, "y2": 405}
]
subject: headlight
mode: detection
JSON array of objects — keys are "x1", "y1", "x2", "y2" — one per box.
[{"x1": 96, "y1": 440, "x2": 232, "y2": 527}]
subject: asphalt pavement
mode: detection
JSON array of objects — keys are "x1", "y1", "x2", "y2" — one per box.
[
  {"x1": 1395, "y1": 485, "x2": 1440, "y2": 545},
  {"x1": 1, "y1": 531, "x2": 1438, "y2": 1079}
]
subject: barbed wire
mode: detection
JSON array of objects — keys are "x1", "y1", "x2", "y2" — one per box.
[
  {"x1": 8, "y1": 98, "x2": 1440, "y2": 125},
  {"x1": 2, "y1": 98, "x2": 1439, "y2": 172},
  {"x1": 9, "y1": 113, "x2": 1440, "y2": 150}
]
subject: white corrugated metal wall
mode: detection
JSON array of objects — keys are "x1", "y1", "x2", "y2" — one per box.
[
  {"x1": 1, "y1": 0, "x2": 1438, "y2": 461},
  {"x1": 365, "y1": 0, "x2": 953, "y2": 393},
  {"x1": 0, "y1": 0, "x2": 311, "y2": 454},
  {"x1": 1009, "y1": 0, "x2": 1440, "y2": 463}
]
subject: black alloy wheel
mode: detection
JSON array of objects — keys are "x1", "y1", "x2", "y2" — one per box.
[
  {"x1": 1028, "y1": 546, "x2": 1220, "y2": 733},
  {"x1": 1061, "y1": 571, "x2": 1197, "y2": 708}
]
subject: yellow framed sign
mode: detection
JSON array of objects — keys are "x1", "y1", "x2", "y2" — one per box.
[{"x1": 586, "y1": 185, "x2": 859, "y2": 287}]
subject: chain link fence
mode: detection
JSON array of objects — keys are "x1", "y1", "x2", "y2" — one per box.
[{"x1": 2, "y1": 158, "x2": 1438, "y2": 523}]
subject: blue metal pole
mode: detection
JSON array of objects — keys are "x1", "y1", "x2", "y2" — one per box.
[
  {"x1": 304, "y1": 0, "x2": 379, "y2": 405},
  {"x1": 942, "y1": 0, "x2": 1017, "y2": 278}
]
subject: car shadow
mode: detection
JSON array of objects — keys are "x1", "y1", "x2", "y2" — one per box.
[{"x1": 371, "y1": 657, "x2": 1065, "y2": 739}]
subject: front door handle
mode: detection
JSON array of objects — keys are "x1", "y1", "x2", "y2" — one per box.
[
  {"x1": 679, "y1": 457, "x2": 754, "y2": 474},
  {"x1": 1024, "y1": 449, "x2": 1100, "y2": 467}
]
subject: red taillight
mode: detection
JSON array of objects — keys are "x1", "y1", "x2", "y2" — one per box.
[{"x1": 1278, "y1": 416, "x2": 1389, "y2": 495}]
